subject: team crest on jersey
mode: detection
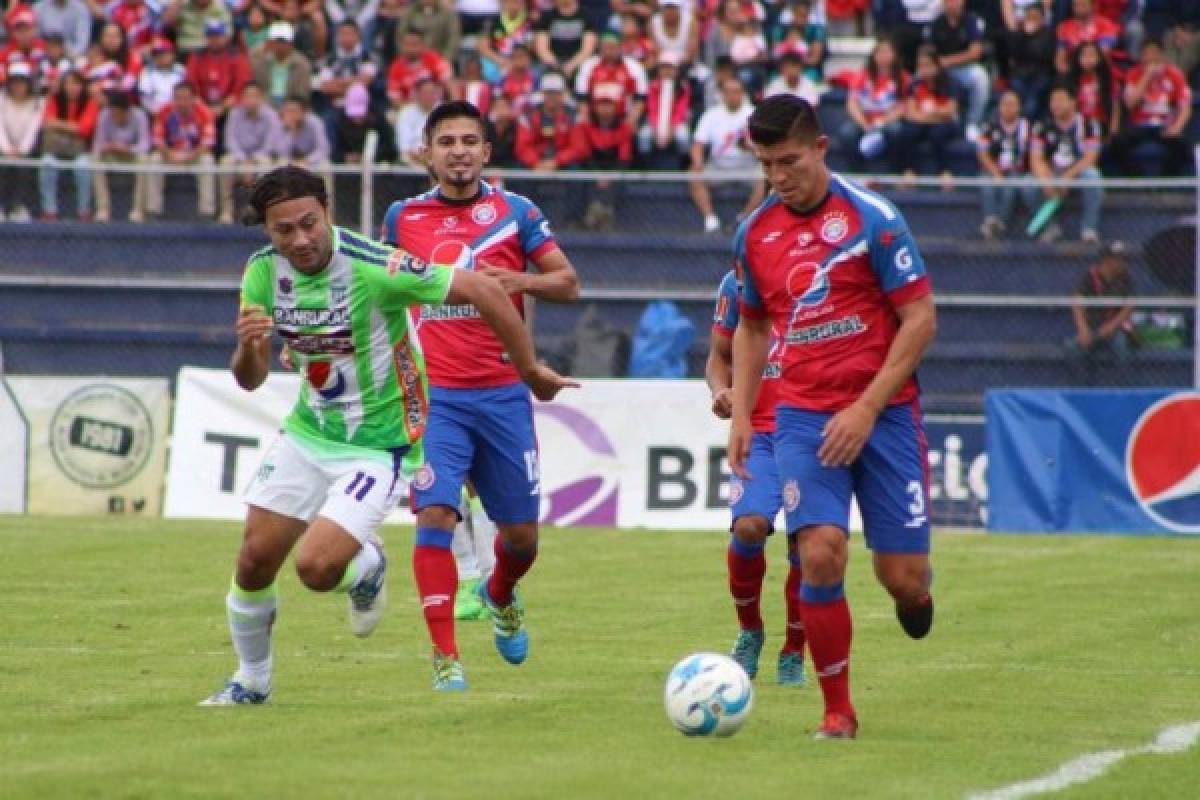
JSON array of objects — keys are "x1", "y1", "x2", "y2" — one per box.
[
  {"x1": 413, "y1": 463, "x2": 435, "y2": 491},
  {"x1": 783, "y1": 479, "x2": 801, "y2": 512},
  {"x1": 442, "y1": 216, "x2": 458, "y2": 229},
  {"x1": 278, "y1": 276, "x2": 293, "y2": 295},
  {"x1": 388, "y1": 249, "x2": 428, "y2": 278},
  {"x1": 471, "y1": 202, "x2": 497, "y2": 225},
  {"x1": 714, "y1": 295, "x2": 730, "y2": 323},
  {"x1": 729, "y1": 477, "x2": 745, "y2": 507},
  {"x1": 820, "y1": 212, "x2": 849, "y2": 244}
]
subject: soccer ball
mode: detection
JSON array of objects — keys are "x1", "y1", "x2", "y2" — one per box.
[{"x1": 664, "y1": 652, "x2": 753, "y2": 737}]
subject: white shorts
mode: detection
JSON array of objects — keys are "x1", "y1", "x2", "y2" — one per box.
[{"x1": 243, "y1": 433, "x2": 406, "y2": 544}]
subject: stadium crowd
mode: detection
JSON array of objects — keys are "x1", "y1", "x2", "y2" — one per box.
[{"x1": 0, "y1": 0, "x2": 1197, "y2": 231}]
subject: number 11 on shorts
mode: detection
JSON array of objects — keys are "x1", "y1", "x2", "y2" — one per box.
[{"x1": 346, "y1": 471, "x2": 376, "y2": 502}]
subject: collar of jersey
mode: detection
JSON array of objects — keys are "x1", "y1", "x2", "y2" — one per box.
[{"x1": 435, "y1": 182, "x2": 488, "y2": 207}]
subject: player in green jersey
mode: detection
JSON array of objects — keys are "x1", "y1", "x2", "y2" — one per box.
[{"x1": 200, "y1": 166, "x2": 576, "y2": 705}]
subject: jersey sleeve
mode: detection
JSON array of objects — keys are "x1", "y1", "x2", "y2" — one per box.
[
  {"x1": 380, "y1": 199, "x2": 406, "y2": 245},
  {"x1": 509, "y1": 193, "x2": 558, "y2": 260},
  {"x1": 712, "y1": 270, "x2": 740, "y2": 337},
  {"x1": 866, "y1": 205, "x2": 931, "y2": 308},
  {"x1": 365, "y1": 251, "x2": 454, "y2": 313},
  {"x1": 732, "y1": 218, "x2": 766, "y2": 319},
  {"x1": 239, "y1": 253, "x2": 274, "y2": 313}
]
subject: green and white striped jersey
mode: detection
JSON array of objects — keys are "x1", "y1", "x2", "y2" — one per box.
[{"x1": 240, "y1": 226, "x2": 453, "y2": 464}]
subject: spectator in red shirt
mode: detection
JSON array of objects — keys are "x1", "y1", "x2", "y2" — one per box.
[
  {"x1": 386, "y1": 28, "x2": 453, "y2": 108},
  {"x1": 574, "y1": 31, "x2": 648, "y2": 126},
  {"x1": 37, "y1": 69, "x2": 97, "y2": 220},
  {"x1": 186, "y1": 19, "x2": 252, "y2": 143},
  {"x1": 515, "y1": 71, "x2": 588, "y2": 170},
  {"x1": 453, "y1": 54, "x2": 493, "y2": 117},
  {"x1": 498, "y1": 44, "x2": 537, "y2": 112},
  {"x1": 1069, "y1": 41, "x2": 1119, "y2": 136},
  {"x1": 837, "y1": 37, "x2": 908, "y2": 172},
  {"x1": 89, "y1": 22, "x2": 143, "y2": 96},
  {"x1": 107, "y1": 0, "x2": 160, "y2": 50},
  {"x1": 1110, "y1": 38, "x2": 1193, "y2": 176},
  {"x1": 638, "y1": 51, "x2": 691, "y2": 167},
  {"x1": 896, "y1": 44, "x2": 961, "y2": 188},
  {"x1": 148, "y1": 81, "x2": 217, "y2": 217},
  {"x1": 578, "y1": 88, "x2": 634, "y2": 229},
  {"x1": 1056, "y1": 0, "x2": 1121, "y2": 72},
  {"x1": 0, "y1": 6, "x2": 49, "y2": 88},
  {"x1": 619, "y1": 14, "x2": 656, "y2": 66}
]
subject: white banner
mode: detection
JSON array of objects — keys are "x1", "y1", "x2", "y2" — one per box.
[
  {"x1": 0, "y1": 377, "x2": 170, "y2": 515},
  {"x1": 164, "y1": 369, "x2": 745, "y2": 529}
]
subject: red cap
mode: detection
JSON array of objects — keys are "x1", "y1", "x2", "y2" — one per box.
[
  {"x1": 7, "y1": 6, "x2": 36, "y2": 28},
  {"x1": 151, "y1": 35, "x2": 175, "y2": 53}
]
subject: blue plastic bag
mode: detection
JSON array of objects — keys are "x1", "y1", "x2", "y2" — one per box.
[{"x1": 628, "y1": 301, "x2": 696, "y2": 378}]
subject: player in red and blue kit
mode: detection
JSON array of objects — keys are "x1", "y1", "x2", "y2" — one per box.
[
  {"x1": 729, "y1": 95, "x2": 938, "y2": 739},
  {"x1": 381, "y1": 101, "x2": 580, "y2": 690},
  {"x1": 706, "y1": 270, "x2": 807, "y2": 688}
]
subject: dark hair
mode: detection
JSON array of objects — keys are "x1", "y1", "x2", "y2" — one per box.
[
  {"x1": 779, "y1": 50, "x2": 803, "y2": 66},
  {"x1": 1069, "y1": 41, "x2": 1114, "y2": 131},
  {"x1": 1048, "y1": 79, "x2": 1076, "y2": 103},
  {"x1": 748, "y1": 94, "x2": 821, "y2": 145},
  {"x1": 99, "y1": 22, "x2": 131, "y2": 70},
  {"x1": 174, "y1": 81, "x2": 195, "y2": 94},
  {"x1": 282, "y1": 94, "x2": 309, "y2": 109},
  {"x1": 423, "y1": 99, "x2": 485, "y2": 142},
  {"x1": 915, "y1": 44, "x2": 953, "y2": 98},
  {"x1": 866, "y1": 36, "x2": 903, "y2": 87},
  {"x1": 337, "y1": 19, "x2": 360, "y2": 32},
  {"x1": 106, "y1": 89, "x2": 132, "y2": 109},
  {"x1": 1141, "y1": 36, "x2": 1164, "y2": 52},
  {"x1": 243, "y1": 165, "x2": 327, "y2": 226},
  {"x1": 242, "y1": 80, "x2": 263, "y2": 94},
  {"x1": 51, "y1": 70, "x2": 88, "y2": 119}
]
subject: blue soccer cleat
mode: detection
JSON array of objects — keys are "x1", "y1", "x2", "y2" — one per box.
[
  {"x1": 777, "y1": 650, "x2": 807, "y2": 687},
  {"x1": 198, "y1": 679, "x2": 270, "y2": 707},
  {"x1": 432, "y1": 652, "x2": 467, "y2": 692},
  {"x1": 348, "y1": 534, "x2": 388, "y2": 638},
  {"x1": 730, "y1": 629, "x2": 765, "y2": 679},
  {"x1": 478, "y1": 580, "x2": 528, "y2": 665}
]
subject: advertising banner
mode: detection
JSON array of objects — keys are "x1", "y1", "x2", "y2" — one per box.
[
  {"x1": 986, "y1": 389, "x2": 1200, "y2": 534},
  {"x1": 166, "y1": 369, "x2": 981, "y2": 530},
  {"x1": 0, "y1": 377, "x2": 170, "y2": 515}
]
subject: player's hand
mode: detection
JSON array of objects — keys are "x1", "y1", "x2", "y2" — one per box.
[
  {"x1": 1077, "y1": 328, "x2": 1094, "y2": 350},
  {"x1": 521, "y1": 363, "x2": 582, "y2": 402},
  {"x1": 480, "y1": 266, "x2": 529, "y2": 295},
  {"x1": 819, "y1": 401, "x2": 878, "y2": 468},
  {"x1": 279, "y1": 344, "x2": 295, "y2": 371},
  {"x1": 728, "y1": 416, "x2": 754, "y2": 480},
  {"x1": 236, "y1": 305, "x2": 272, "y2": 346},
  {"x1": 711, "y1": 388, "x2": 733, "y2": 419}
]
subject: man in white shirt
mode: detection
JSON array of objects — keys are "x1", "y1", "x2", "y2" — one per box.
[
  {"x1": 764, "y1": 52, "x2": 821, "y2": 106},
  {"x1": 394, "y1": 77, "x2": 440, "y2": 164},
  {"x1": 689, "y1": 76, "x2": 764, "y2": 233}
]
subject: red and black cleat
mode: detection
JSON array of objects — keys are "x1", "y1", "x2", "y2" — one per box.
[
  {"x1": 896, "y1": 594, "x2": 934, "y2": 640},
  {"x1": 813, "y1": 711, "x2": 859, "y2": 740}
]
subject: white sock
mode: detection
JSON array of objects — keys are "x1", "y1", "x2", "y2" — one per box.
[
  {"x1": 226, "y1": 579, "x2": 278, "y2": 688},
  {"x1": 469, "y1": 497, "x2": 498, "y2": 580},
  {"x1": 338, "y1": 540, "x2": 382, "y2": 592},
  {"x1": 453, "y1": 495, "x2": 481, "y2": 581}
]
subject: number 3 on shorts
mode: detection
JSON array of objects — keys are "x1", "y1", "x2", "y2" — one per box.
[{"x1": 906, "y1": 480, "x2": 925, "y2": 516}]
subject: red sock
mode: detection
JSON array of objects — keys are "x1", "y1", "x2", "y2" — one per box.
[
  {"x1": 487, "y1": 537, "x2": 536, "y2": 607},
  {"x1": 413, "y1": 527, "x2": 458, "y2": 657},
  {"x1": 783, "y1": 559, "x2": 806, "y2": 655},
  {"x1": 727, "y1": 539, "x2": 767, "y2": 631},
  {"x1": 798, "y1": 582, "x2": 854, "y2": 718}
]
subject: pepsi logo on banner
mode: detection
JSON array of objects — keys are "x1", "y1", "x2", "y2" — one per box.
[{"x1": 1125, "y1": 393, "x2": 1200, "y2": 534}]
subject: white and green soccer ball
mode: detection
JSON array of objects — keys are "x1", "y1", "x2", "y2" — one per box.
[{"x1": 664, "y1": 652, "x2": 753, "y2": 737}]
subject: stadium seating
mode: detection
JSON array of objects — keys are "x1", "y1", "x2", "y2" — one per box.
[{"x1": 0, "y1": 177, "x2": 1193, "y2": 414}]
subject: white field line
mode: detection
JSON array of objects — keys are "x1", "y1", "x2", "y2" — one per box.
[{"x1": 965, "y1": 721, "x2": 1200, "y2": 800}]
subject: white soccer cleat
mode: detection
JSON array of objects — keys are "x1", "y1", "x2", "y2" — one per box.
[
  {"x1": 348, "y1": 534, "x2": 388, "y2": 638},
  {"x1": 198, "y1": 679, "x2": 271, "y2": 706}
]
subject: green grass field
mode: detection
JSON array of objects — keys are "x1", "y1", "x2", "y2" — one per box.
[{"x1": 1, "y1": 517, "x2": 1197, "y2": 799}]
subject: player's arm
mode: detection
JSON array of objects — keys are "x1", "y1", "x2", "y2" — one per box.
[
  {"x1": 819, "y1": 294, "x2": 936, "y2": 467},
  {"x1": 481, "y1": 246, "x2": 580, "y2": 302},
  {"x1": 705, "y1": 328, "x2": 734, "y2": 419},
  {"x1": 729, "y1": 313, "x2": 770, "y2": 478},
  {"x1": 231, "y1": 304, "x2": 272, "y2": 390},
  {"x1": 443, "y1": 269, "x2": 580, "y2": 401}
]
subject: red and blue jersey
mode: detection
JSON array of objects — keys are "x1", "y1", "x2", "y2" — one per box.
[
  {"x1": 381, "y1": 181, "x2": 558, "y2": 389},
  {"x1": 736, "y1": 174, "x2": 931, "y2": 413},
  {"x1": 712, "y1": 269, "x2": 782, "y2": 434}
]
